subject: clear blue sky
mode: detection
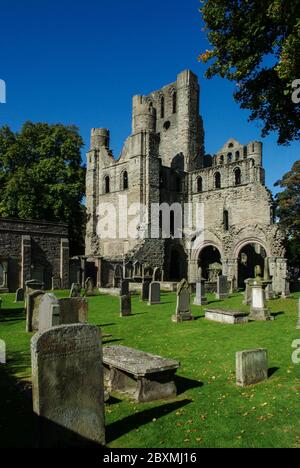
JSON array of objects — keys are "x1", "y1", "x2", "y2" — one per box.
[{"x1": 0, "y1": 0, "x2": 298, "y2": 193}]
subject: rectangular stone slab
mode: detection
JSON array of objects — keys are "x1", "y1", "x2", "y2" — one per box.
[
  {"x1": 103, "y1": 346, "x2": 180, "y2": 402},
  {"x1": 205, "y1": 309, "x2": 249, "y2": 324},
  {"x1": 236, "y1": 348, "x2": 268, "y2": 387}
]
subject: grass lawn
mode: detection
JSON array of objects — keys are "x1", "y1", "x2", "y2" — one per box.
[{"x1": 0, "y1": 290, "x2": 300, "y2": 448}]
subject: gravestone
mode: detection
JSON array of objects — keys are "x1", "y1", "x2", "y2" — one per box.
[
  {"x1": 15, "y1": 288, "x2": 24, "y2": 302},
  {"x1": 243, "y1": 279, "x2": 252, "y2": 305},
  {"x1": 236, "y1": 349, "x2": 268, "y2": 387},
  {"x1": 51, "y1": 276, "x2": 61, "y2": 291},
  {"x1": 141, "y1": 281, "x2": 150, "y2": 302},
  {"x1": 26, "y1": 290, "x2": 45, "y2": 332},
  {"x1": 39, "y1": 294, "x2": 61, "y2": 333},
  {"x1": 31, "y1": 324, "x2": 105, "y2": 447},
  {"x1": 70, "y1": 283, "x2": 81, "y2": 298},
  {"x1": 120, "y1": 295, "x2": 132, "y2": 317},
  {"x1": 59, "y1": 298, "x2": 88, "y2": 325},
  {"x1": 216, "y1": 275, "x2": 229, "y2": 300},
  {"x1": 0, "y1": 339, "x2": 5, "y2": 364},
  {"x1": 194, "y1": 281, "x2": 207, "y2": 306},
  {"x1": 25, "y1": 279, "x2": 45, "y2": 295},
  {"x1": 120, "y1": 279, "x2": 129, "y2": 297},
  {"x1": 205, "y1": 308, "x2": 248, "y2": 324},
  {"x1": 297, "y1": 299, "x2": 300, "y2": 330},
  {"x1": 148, "y1": 282, "x2": 161, "y2": 305},
  {"x1": 249, "y1": 281, "x2": 273, "y2": 321},
  {"x1": 85, "y1": 277, "x2": 95, "y2": 296},
  {"x1": 172, "y1": 279, "x2": 193, "y2": 323}
]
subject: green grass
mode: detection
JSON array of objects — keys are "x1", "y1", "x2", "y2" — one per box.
[{"x1": 0, "y1": 290, "x2": 300, "y2": 448}]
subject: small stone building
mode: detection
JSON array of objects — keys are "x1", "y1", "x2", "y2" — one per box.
[
  {"x1": 85, "y1": 70, "x2": 287, "y2": 294},
  {"x1": 0, "y1": 218, "x2": 69, "y2": 292}
]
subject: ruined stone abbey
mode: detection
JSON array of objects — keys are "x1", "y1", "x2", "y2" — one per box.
[{"x1": 85, "y1": 70, "x2": 287, "y2": 294}]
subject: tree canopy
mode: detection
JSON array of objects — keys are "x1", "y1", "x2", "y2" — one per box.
[
  {"x1": 0, "y1": 122, "x2": 86, "y2": 254},
  {"x1": 199, "y1": 0, "x2": 300, "y2": 145}
]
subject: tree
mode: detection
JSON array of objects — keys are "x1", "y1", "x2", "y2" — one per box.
[
  {"x1": 0, "y1": 122, "x2": 86, "y2": 254},
  {"x1": 275, "y1": 160, "x2": 300, "y2": 267},
  {"x1": 199, "y1": 0, "x2": 300, "y2": 145}
]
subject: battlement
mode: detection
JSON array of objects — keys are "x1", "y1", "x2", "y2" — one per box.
[{"x1": 212, "y1": 139, "x2": 263, "y2": 167}]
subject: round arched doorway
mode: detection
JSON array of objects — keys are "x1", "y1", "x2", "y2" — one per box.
[
  {"x1": 198, "y1": 246, "x2": 222, "y2": 281},
  {"x1": 237, "y1": 242, "x2": 267, "y2": 289},
  {"x1": 169, "y1": 246, "x2": 187, "y2": 281}
]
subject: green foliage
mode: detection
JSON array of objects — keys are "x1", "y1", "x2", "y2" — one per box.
[
  {"x1": 199, "y1": 0, "x2": 300, "y2": 145},
  {"x1": 0, "y1": 122, "x2": 86, "y2": 254},
  {"x1": 275, "y1": 160, "x2": 300, "y2": 267},
  {"x1": 1, "y1": 291, "x2": 300, "y2": 448}
]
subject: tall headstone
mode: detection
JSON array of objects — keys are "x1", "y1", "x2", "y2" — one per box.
[
  {"x1": 85, "y1": 277, "x2": 95, "y2": 297},
  {"x1": 0, "y1": 339, "x2": 5, "y2": 364},
  {"x1": 120, "y1": 279, "x2": 129, "y2": 297},
  {"x1": 249, "y1": 281, "x2": 273, "y2": 321},
  {"x1": 15, "y1": 288, "x2": 24, "y2": 303},
  {"x1": 120, "y1": 295, "x2": 132, "y2": 317},
  {"x1": 148, "y1": 282, "x2": 161, "y2": 305},
  {"x1": 70, "y1": 283, "x2": 81, "y2": 298},
  {"x1": 172, "y1": 279, "x2": 194, "y2": 323},
  {"x1": 26, "y1": 290, "x2": 45, "y2": 332},
  {"x1": 194, "y1": 281, "x2": 207, "y2": 306},
  {"x1": 236, "y1": 349, "x2": 268, "y2": 387},
  {"x1": 31, "y1": 324, "x2": 105, "y2": 447},
  {"x1": 25, "y1": 279, "x2": 45, "y2": 295},
  {"x1": 141, "y1": 281, "x2": 150, "y2": 302},
  {"x1": 297, "y1": 299, "x2": 300, "y2": 330},
  {"x1": 216, "y1": 275, "x2": 229, "y2": 300},
  {"x1": 243, "y1": 279, "x2": 252, "y2": 306},
  {"x1": 51, "y1": 276, "x2": 61, "y2": 291},
  {"x1": 39, "y1": 294, "x2": 61, "y2": 333}
]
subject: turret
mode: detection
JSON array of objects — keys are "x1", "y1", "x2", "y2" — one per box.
[
  {"x1": 132, "y1": 96, "x2": 157, "y2": 134},
  {"x1": 90, "y1": 128, "x2": 110, "y2": 150},
  {"x1": 247, "y1": 141, "x2": 263, "y2": 166}
]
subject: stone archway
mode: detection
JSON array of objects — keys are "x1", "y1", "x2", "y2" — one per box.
[
  {"x1": 235, "y1": 241, "x2": 268, "y2": 289},
  {"x1": 198, "y1": 245, "x2": 222, "y2": 281},
  {"x1": 169, "y1": 246, "x2": 187, "y2": 281}
]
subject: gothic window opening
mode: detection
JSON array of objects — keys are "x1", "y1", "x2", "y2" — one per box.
[
  {"x1": 176, "y1": 176, "x2": 182, "y2": 193},
  {"x1": 224, "y1": 210, "x2": 229, "y2": 231},
  {"x1": 123, "y1": 171, "x2": 128, "y2": 190},
  {"x1": 160, "y1": 96, "x2": 165, "y2": 119},
  {"x1": 215, "y1": 172, "x2": 221, "y2": 189},
  {"x1": 197, "y1": 176, "x2": 203, "y2": 193},
  {"x1": 234, "y1": 168, "x2": 241, "y2": 186},
  {"x1": 105, "y1": 176, "x2": 110, "y2": 194},
  {"x1": 235, "y1": 151, "x2": 240, "y2": 161},
  {"x1": 172, "y1": 92, "x2": 177, "y2": 114}
]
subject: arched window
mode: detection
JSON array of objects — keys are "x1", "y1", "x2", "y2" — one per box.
[
  {"x1": 215, "y1": 172, "x2": 221, "y2": 189},
  {"x1": 197, "y1": 177, "x2": 203, "y2": 193},
  {"x1": 227, "y1": 153, "x2": 232, "y2": 163},
  {"x1": 172, "y1": 92, "x2": 177, "y2": 114},
  {"x1": 105, "y1": 176, "x2": 110, "y2": 194},
  {"x1": 123, "y1": 171, "x2": 128, "y2": 190},
  {"x1": 220, "y1": 155, "x2": 224, "y2": 165},
  {"x1": 176, "y1": 176, "x2": 182, "y2": 193},
  {"x1": 160, "y1": 96, "x2": 165, "y2": 119},
  {"x1": 234, "y1": 168, "x2": 241, "y2": 186},
  {"x1": 235, "y1": 151, "x2": 240, "y2": 161},
  {"x1": 223, "y1": 210, "x2": 229, "y2": 231}
]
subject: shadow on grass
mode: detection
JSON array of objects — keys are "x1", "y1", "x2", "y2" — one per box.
[
  {"x1": 175, "y1": 376, "x2": 204, "y2": 396},
  {"x1": 0, "y1": 308, "x2": 25, "y2": 323},
  {"x1": 271, "y1": 311, "x2": 284, "y2": 318},
  {"x1": 268, "y1": 367, "x2": 280, "y2": 378},
  {"x1": 103, "y1": 339, "x2": 124, "y2": 345},
  {"x1": 106, "y1": 396, "x2": 122, "y2": 406},
  {"x1": 106, "y1": 399, "x2": 192, "y2": 444},
  {"x1": 97, "y1": 323, "x2": 116, "y2": 328}
]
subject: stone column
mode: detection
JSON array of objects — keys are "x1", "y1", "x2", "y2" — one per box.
[
  {"x1": 188, "y1": 258, "x2": 198, "y2": 284},
  {"x1": 80, "y1": 257, "x2": 87, "y2": 288},
  {"x1": 97, "y1": 257, "x2": 103, "y2": 288},
  {"x1": 21, "y1": 235, "x2": 31, "y2": 288},
  {"x1": 60, "y1": 238, "x2": 70, "y2": 290}
]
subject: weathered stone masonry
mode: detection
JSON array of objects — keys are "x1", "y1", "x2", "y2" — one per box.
[
  {"x1": 0, "y1": 218, "x2": 69, "y2": 292},
  {"x1": 85, "y1": 70, "x2": 287, "y2": 293}
]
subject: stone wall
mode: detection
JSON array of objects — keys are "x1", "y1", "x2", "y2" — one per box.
[{"x1": 0, "y1": 218, "x2": 69, "y2": 291}]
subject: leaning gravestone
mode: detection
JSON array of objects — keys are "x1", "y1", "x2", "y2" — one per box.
[
  {"x1": 120, "y1": 295, "x2": 132, "y2": 317},
  {"x1": 26, "y1": 290, "x2": 45, "y2": 332},
  {"x1": 141, "y1": 281, "x2": 150, "y2": 302},
  {"x1": 172, "y1": 279, "x2": 194, "y2": 323},
  {"x1": 31, "y1": 324, "x2": 105, "y2": 447},
  {"x1": 216, "y1": 275, "x2": 229, "y2": 300},
  {"x1": 59, "y1": 298, "x2": 88, "y2": 325},
  {"x1": 120, "y1": 279, "x2": 129, "y2": 297},
  {"x1": 236, "y1": 349, "x2": 268, "y2": 387},
  {"x1": 69, "y1": 283, "x2": 81, "y2": 298},
  {"x1": 148, "y1": 282, "x2": 161, "y2": 305},
  {"x1": 38, "y1": 294, "x2": 61, "y2": 333},
  {"x1": 15, "y1": 288, "x2": 24, "y2": 303}
]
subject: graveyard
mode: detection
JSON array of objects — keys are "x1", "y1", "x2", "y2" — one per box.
[{"x1": 0, "y1": 288, "x2": 300, "y2": 449}]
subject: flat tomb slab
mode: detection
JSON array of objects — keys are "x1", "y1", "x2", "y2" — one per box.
[
  {"x1": 103, "y1": 346, "x2": 180, "y2": 402},
  {"x1": 205, "y1": 309, "x2": 249, "y2": 324}
]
